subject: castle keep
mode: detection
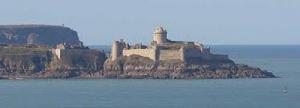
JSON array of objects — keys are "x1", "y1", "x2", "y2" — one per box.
[{"x1": 111, "y1": 27, "x2": 229, "y2": 63}]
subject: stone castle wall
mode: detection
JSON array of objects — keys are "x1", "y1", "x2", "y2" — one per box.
[
  {"x1": 123, "y1": 49, "x2": 157, "y2": 60},
  {"x1": 119, "y1": 47, "x2": 223, "y2": 62},
  {"x1": 159, "y1": 49, "x2": 183, "y2": 61},
  {"x1": 111, "y1": 27, "x2": 229, "y2": 62},
  {"x1": 183, "y1": 48, "x2": 203, "y2": 58},
  {"x1": 122, "y1": 48, "x2": 206, "y2": 62},
  {"x1": 55, "y1": 49, "x2": 106, "y2": 71},
  {"x1": 183, "y1": 47, "x2": 228, "y2": 61}
]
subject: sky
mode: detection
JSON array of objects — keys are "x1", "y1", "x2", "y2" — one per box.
[{"x1": 0, "y1": 0, "x2": 299, "y2": 45}]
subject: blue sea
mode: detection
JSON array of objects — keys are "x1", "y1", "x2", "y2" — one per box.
[{"x1": 0, "y1": 45, "x2": 299, "y2": 108}]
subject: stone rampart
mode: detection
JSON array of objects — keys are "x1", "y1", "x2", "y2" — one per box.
[
  {"x1": 183, "y1": 48, "x2": 203, "y2": 58},
  {"x1": 55, "y1": 49, "x2": 106, "y2": 71},
  {"x1": 123, "y1": 49, "x2": 156, "y2": 60},
  {"x1": 159, "y1": 49, "x2": 183, "y2": 61}
]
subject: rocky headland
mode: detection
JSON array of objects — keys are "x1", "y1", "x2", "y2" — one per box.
[
  {"x1": 0, "y1": 44, "x2": 106, "y2": 79},
  {"x1": 103, "y1": 55, "x2": 275, "y2": 79},
  {"x1": 0, "y1": 24, "x2": 276, "y2": 79},
  {"x1": 0, "y1": 25, "x2": 80, "y2": 46}
]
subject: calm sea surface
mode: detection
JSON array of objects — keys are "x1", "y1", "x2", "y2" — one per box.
[{"x1": 0, "y1": 45, "x2": 299, "y2": 108}]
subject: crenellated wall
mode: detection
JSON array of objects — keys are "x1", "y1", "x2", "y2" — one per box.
[
  {"x1": 111, "y1": 27, "x2": 230, "y2": 63},
  {"x1": 153, "y1": 27, "x2": 167, "y2": 44}
]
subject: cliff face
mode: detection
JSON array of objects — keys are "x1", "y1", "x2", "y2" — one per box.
[
  {"x1": 40, "y1": 49, "x2": 107, "y2": 78},
  {"x1": 0, "y1": 25, "x2": 80, "y2": 46},
  {"x1": 0, "y1": 46, "x2": 51, "y2": 77},
  {"x1": 103, "y1": 55, "x2": 275, "y2": 79},
  {"x1": 0, "y1": 25, "x2": 109, "y2": 79}
]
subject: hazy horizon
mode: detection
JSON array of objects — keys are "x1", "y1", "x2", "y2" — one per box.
[{"x1": 1, "y1": 0, "x2": 300, "y2": 45}]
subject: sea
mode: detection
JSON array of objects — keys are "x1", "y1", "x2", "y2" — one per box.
[{"x1": 0, "y1": 45, "x2": 299, "y2": 108}]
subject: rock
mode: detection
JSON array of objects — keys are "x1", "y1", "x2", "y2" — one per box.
[
  {"x1": 0, "y1": 45, "x2": 107, "y2": 79},
  {"x1": 103, "y1": 55, "x2": 275, "y2": 79}
]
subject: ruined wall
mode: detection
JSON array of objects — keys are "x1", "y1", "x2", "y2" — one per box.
[
  {"x1": 51, "y1": 49, "x2": 106, "y2": 71},
  {"x1": 159, "y1": 49, "x2": 183, "y2": 61},
  {"x1": 123, "y1": 49, "x2": 156, "y2": 60}
]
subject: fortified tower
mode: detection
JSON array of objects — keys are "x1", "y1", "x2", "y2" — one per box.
[
  {"x1": 153, "y1": 27, "x2": 167, "y2": 44},
  {"x1": 111, "y1": 41, "x2": 122, "y2": 61}
]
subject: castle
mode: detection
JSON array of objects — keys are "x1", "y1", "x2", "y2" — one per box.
[
  {"x1": 111, "y1": 27, "x2": 229, "y2": 63},
  {"x1": 52, "y1": 42, "x2": 88, "y2": 60}
]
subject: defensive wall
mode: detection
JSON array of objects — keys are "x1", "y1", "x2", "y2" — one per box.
[
  {"x1": 52, "y1": 48, "x2": 106, "y2": 71},
  {"x1": 183, "y1": 48, "x2": 203, "y2": 58},
  {"x1": 158, "y1": 49, "x2": 184, "y2": 61},
  {"x1": 123, "y1": 49, "x2": 157, "y2": 61}
]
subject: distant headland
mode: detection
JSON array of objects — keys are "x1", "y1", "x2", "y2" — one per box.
[
  {"x1": 0, "y1": 24, "x2": 80, "y2": 46},
  {"x1": 0, "y1": 24, "x2": 275, "y2": 79}
]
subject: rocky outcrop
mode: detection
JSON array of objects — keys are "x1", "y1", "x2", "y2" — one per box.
[
  {"x1": 0, "y1": 25, "x2": 80, "y2": 46},
  {"x1": 0, "y1": 45, "x2": 51, "y2": 76},
  {"x1": 38, "y1": 49, "x2": 107, "y2": 78},
  {"x1": 0, "y1": 46, "x2": 275, "y2": 79},
  {"x1": 0, "y1": 45, "x2": 106, "y2": 79},
  {"x1": 103, "y1": 55, "x2": 275, "y2": 79}
]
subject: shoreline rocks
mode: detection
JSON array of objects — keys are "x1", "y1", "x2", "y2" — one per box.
[
  {"x1": 1, "y1": 54, "x2": 275, "y2": 80},
  {"x1": 102, "y1": 55, "x2": 275, "y2": 79}
]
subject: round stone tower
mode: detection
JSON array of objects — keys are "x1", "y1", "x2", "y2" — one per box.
[
  {"x1": 153, "y1": 26, "x2": 167, "y2": 44},
  {"x1": 111, "y1": 41, "x2": 122, "y2": 61}
]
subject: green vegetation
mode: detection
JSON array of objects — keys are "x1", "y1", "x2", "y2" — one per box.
[{"x1": 0, "y1": 45, "x2": 49, "y2": 55}]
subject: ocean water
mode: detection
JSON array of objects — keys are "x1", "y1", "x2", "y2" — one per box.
[{"x1": 0, "y1": 45, "x2": 299, "y2": 108}]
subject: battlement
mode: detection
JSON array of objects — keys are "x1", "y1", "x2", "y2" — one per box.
[{"x1": 153, "y1": 26, "x2": 168, "y2": 45}]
